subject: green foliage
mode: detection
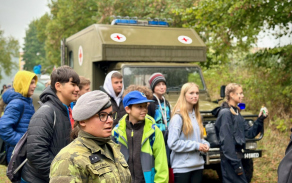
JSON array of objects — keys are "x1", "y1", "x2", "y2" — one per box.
[
  {"x1": 44, "y1": 0, "x2": 99, "y2": 66},
  {"x1": 179, "y1": 0, "x2": 292, "y2": 67},
  {"x1": 22, "y1": 20, "x2": 47, "y2": 71},
  {"x1": 0, "y1": 28, "x2": 19, "y2": 81}
]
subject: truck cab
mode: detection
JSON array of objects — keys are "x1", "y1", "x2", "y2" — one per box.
[{"x1": 61, "y1": 19, "x2": 263, "y2": 181}]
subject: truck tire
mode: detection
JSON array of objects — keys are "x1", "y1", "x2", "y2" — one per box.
[{"x1": 242, "y1": 159, "x2": 254, "y2": 183}]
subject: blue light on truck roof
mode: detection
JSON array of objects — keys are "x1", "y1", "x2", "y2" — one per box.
[
  {"x1": 115, "y1": 19, "x2": 137, "y2": 24},
  {"x1": 112, "y1": 19, "x2": 169, "y2": 27},
  {"x1": 148, "y1": 21, "x2": 169, "y2": 26}
]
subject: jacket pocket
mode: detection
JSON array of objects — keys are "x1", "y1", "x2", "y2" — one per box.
[
  {"x1": 119, "y1": 160, "x2": 131, "y2": 183},
  {"x1": 88, "y1": 163, "x2": 113, "y2": 182}
]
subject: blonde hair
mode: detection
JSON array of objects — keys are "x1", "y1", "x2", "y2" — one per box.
[
  {"x1": 225, "y1": 83, "x2": 242, "y2": 101},
  {"x1": 172, "y1": 82, "x2": 204, "y2": 138}
]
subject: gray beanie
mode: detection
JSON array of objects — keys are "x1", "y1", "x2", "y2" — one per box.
[{"x1": 72, "y1": 90, "x2": 111, "y2": 121}]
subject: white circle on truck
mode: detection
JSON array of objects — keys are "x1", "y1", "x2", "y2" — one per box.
[
  {"x1": 111, "y1": 33, "x2": 126, "y2": 42},
  {"x1": 78, "y1": 46, "x2": 83, "y2": 66},
  {"x1": 178, "y1": 35, "x2": 192, "y2": 44}
]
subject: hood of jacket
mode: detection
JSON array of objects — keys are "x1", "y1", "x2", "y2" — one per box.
[
  {"x1": 2, "y1": 88, "x2": 32, "y2": 104},
  {"x1": 39, "y1": 86, "x2": 68, "y2": 112},
  {"x1": 103, "y1": 71, "x2": 124, "y2": 106},
  {"x1": 13, "y1": 71, "x2": 37, "y2": 97}
]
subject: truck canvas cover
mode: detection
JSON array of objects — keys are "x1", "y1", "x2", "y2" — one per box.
[{"x1": 66, "y1": 24, "x2": 206, "y2": 62}]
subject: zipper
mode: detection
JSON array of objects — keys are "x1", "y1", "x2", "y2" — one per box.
[{"x1": 131, "y1": 129, "x2": 135, "y2": 181}]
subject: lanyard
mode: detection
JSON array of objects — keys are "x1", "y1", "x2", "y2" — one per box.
[{"x1": 153, "y1": 94, "x2": 168, "y2": 127}]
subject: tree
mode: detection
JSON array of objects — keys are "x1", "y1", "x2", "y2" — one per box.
[
  {"x1": 22, "y1": 20, "x2": 46, "y2": 71},
  {"x1": 179, "y1": 0, "x2": 292, "y2": 66},
  {"x1": 45, "y1": 0, "x2": 99, "y2": 66},
  {"x1": 0, "y1": 28, "x2": 19, "y2": 81}
]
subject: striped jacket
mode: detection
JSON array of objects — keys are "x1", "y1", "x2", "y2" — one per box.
[{"x1": 112, "y1": 114, "x2": 168, "y2": 183}]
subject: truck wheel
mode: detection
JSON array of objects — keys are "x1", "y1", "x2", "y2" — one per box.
[{"x1": 242, "y1": 159, "x2": 254, "y2": 183}]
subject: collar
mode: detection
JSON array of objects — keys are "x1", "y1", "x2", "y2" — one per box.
[{"x1": 78, "y1": 130, "x2": 111, "y2": 154}]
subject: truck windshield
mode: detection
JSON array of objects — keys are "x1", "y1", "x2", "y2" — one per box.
[{"x1": 123, "y1": 66, "x2": 205, "y2": 91}]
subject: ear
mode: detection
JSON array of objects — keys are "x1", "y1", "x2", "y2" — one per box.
[
  {"x1": 79, "y1": 120, "x2": 86, "y2": 127},
  {"x1": 230, "y1": 92, "x2": 235, "y2": 99},
  {"x1": 55, "y1": 82, "x2": 62, "y2": 92},
  {"x1": 125, "y1": 106, "x2": 131, "y2": 113}
]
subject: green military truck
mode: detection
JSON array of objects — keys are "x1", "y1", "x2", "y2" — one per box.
[{"x1": 61, "y1": 19, "x2": 263, "y2": 182}]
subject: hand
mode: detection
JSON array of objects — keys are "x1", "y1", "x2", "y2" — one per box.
[
  {"x1": 258, "y1": 107, "x2": 269, "y2": 118},
  {"x1": 199, "y1": 144, "x2": 209, "y2": 152},
  {"x1": 198, "y1": 143, "x2": 205, "y2": 151}
]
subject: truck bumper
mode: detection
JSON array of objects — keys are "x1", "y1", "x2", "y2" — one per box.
[{"x1": 205, "y1": 148, "x2": 263, "y2": 165}]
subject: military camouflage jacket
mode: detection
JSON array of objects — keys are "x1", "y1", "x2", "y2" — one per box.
[{"x1": 50, "y1": 130, "x2": 131, "y2": 183}]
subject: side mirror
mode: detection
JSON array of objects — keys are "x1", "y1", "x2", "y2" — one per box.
[{"x1": 220, "y1": 85, "x2": 226, "y2": 98}]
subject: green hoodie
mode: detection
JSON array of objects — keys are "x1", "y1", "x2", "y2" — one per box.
[{"x1": 112, "y1": 114, "x2": 169, "y2": 183}]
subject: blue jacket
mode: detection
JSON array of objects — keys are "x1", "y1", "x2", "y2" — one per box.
[
  {"x1": 0, "y1": 88, "x2": 35, "y2": 163},
  {"x1": 168, "y1": 111, "x2": 210, "y2": 173}
]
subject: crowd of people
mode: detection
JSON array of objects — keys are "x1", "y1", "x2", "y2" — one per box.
[{"x1": 0, "y1": 65, "x2": 268, "y2": 183}]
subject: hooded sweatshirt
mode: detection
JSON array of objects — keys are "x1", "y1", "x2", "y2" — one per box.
[
  {"x1": 103, "y1": 71, "x2": 124, "y2": 106},
  {"x1": 0, "y1": 71, "x2": 37, "y2": 163},
  {"x1": 167, "y1": 110, "x2": 210, "y2": 173},
  {"x1": 103, "y1": 71, "x2": 126, "y2": 126}
]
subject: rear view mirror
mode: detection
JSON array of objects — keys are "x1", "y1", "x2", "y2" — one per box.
[{"x1": 220, "y1": 85, "x2": 226, "y2": 98}]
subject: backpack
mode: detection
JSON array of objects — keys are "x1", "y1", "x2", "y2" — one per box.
[
  {"x1": 278, "y1": 132, "x2": 292, "y2": 183},
  {"x1": 0, "y1": 100, "x2": 25, "y2": 166},
  {"x1": 0, "y1": 137, "x2": 7, "y2": 165},
  {"x1": 6, "y1": 105, "x2": 56, "y2": 182}
]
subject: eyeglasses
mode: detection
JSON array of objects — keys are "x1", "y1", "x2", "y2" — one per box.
[{"x1": 96, "y1": 111, "x2": 117, "y2": 122}]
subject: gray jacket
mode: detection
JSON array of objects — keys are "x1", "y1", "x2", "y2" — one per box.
[{"x1": 167, "y1": 110, "x2": 210, "y2": 173}]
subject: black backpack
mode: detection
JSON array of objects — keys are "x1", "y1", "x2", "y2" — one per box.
[
  {"x1": 278, "y1": 132, "x2": 292, "y2": 183},
  {"x1": 6, "y1": 105, "x2": 56, "y2": 183},
  {"x1": 0, "y1": 100, "x2": 24, "y2": 166},
  {"x1": 0, "y1": 137, "x2": 7, "y2": 165}
]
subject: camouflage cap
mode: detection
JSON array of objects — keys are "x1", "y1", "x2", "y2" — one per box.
[{"x1": 73, "y1": 90, "x2": 111, "y2": 121}]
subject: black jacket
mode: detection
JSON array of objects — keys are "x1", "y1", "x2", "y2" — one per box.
[
  {"x1": 21, "y1": 87, "x2": 71, "y2": 183},
  {"x1": 278, "y1": 136, "x2": 292, "y2": 183},
  {"x1": 215, "y1": 102, "x2": 264, "y2": 178},
  {"x1": 100, "y1": 86, "x2": 126, "y2": 127}
]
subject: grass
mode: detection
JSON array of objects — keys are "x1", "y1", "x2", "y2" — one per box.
[
  {"x1": 251, "y1": 124, "x2": 289, "y2": 183},
  {"x1": 0, "y1": 165, "x2": 10, "y2": 183}
]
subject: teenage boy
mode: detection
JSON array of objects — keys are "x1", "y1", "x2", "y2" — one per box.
[
  {"x1": 112, "y1": 91, "x2": 169, "y2": 183},
  {"x1": 77, "y1": 76, "x2": 91, "y2": 98},
  {"x1": 148, "y1": 73, "x2": 171, "y2": 132},
  {"x1": 21, "y1": 66, "x2": 80, "y2": 183},
  {"x1": 102, "y1": 71, "x2": 126, "y2": 127}
]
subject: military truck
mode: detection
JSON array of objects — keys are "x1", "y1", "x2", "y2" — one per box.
[{"x1": 61, "y1": 19, "x2": 263, "y2": 181}]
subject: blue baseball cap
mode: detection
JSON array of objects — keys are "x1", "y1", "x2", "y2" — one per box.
[{"x1": 123, "y1": 91, "x2": 154, "y2": 107}]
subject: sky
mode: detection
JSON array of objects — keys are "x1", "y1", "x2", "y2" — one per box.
[
  {"x1": 0, "y1": 0, "x2": 50, "y2": 51},
  {"x1": 0, "y1": 0, "x2": 291, "y2": 51}
]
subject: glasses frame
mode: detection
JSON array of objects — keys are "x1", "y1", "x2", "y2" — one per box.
[{"x1": 96, "y1": 111, "x2": 117, "y2": 122}]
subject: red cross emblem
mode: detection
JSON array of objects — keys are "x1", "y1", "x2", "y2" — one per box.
[
  {"x1": 111, "y1": 33, "x2": 126, "y2": 42},
  {"x1": 178, "y1": 35, "x2": 192, "y2": 44},
  {"x1": 78, "y1": 46, "x2": 83, "y2": 66},
  {"x1": 182, "y1": 37, "x2": 188, "y2": 42},
  {"x1": 115, "y1": 35, "x2": 122, "y2": 40}
]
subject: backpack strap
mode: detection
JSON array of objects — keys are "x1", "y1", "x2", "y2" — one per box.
[{"x1": 11, "y1": 105, "x2": 56, "y2": 175}]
